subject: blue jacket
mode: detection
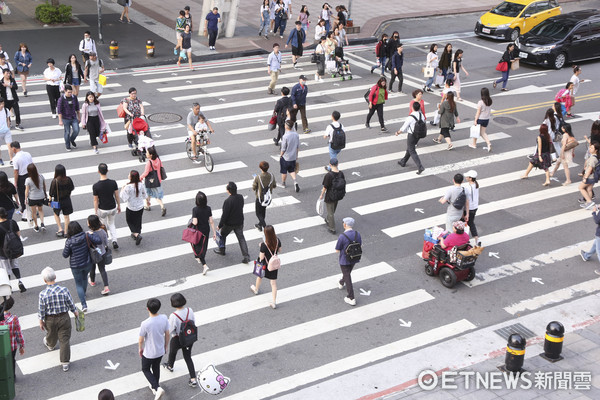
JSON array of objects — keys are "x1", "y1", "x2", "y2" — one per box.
[
  {"x1": 286, "y1": 28, "x2": 306, "y2": 48},
  {"x1": 391, "y1": 52, "x2": 403, "y2": 71},
  {"x1": 14, "y1": 51, "x2": 32, "y2": 73},
  {"x1": 62, "y1": 232, "x2": 101, "y2": 268},
  {"x1": 291, "y1": 83, "x2": 308, "y2": 106}
]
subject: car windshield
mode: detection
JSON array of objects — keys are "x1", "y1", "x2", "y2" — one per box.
[
  {"x1": 528, "y1": 20, "x2": 576, "y2": 39},
  {"x1": 490, "y1": 1, "x2": 526, "y2": 18}
]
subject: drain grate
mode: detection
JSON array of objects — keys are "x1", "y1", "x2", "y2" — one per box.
[
  {"x1": 147, "y1": 112, "x2": 182, "y2": 123},
  {"x1": 494, "y1": 323, "x2": 537, "y2": 341},
  {"x1": 493, "y1": 116, "x2": 519, "y2": 126}
]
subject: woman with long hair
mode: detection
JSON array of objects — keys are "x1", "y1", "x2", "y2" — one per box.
[
  {"x1": 191, "y1": 191, "x2": 217, "y2": 275},
  {"x1": 551, "y1": 123, "x2": 577, "y2": 186},
  {"x1": 451, "y1": 49, "x2": 469, "y2": 101},
  {"x1": 13, "y1": 43, "x2": 32, "y2": 97},
  {"x1": 120, "y1": 170, "x2": 147, "y2": 245},
  {"x1": 49, "y1": 164, "x2": 75, "y2": 238},
  {"x1": 464, "y1": 171, "x2": 480, "y2": 244},
  {"x1": 493, "y1": 43, "x2": 516, "y2": 92},
  {"x1": 24, "y1": 163, "x2": 46, "y2": 232},
  {"x1": 365, "y1": 76, "x2": 389, "y2": 132},
  {"x1": 438, "y1": 43, "x2": 452, "y2": 81},
  {"x1": 259, "y1": 0, "x2": 271, "y2": 38},
  {"x1": 63, "y1": 54, "x2": 84, "y2": 96},
  {"x1": 298, "y1": 4, "x2": 310, "y2": 33},
  {"x1": 250, "y1": 225, "x2": 282, "y2": 309},
  {"x1": 87, "y1": 214, "x2": 110, "y2": 295},
  {"x1": 471, "y1": 87, "x2": 493, "y2": 151},
  {"x1": 521, "y1": 124, "x2": 553, "y2": 186},
  {"x1": 81, "y1": 91, "x2": 108, "y2": 154},
  {"x1": 423, "y1": 43, "x2": 438, "y2": 92},
  {"x1": 434, "y1": 91, "x2": 460, "y2": 150},
  {"x1": 140, "y1": 147, "x2": 167, "y2": 216},
  {"x1": 0, "y1": 171, "x2": 19, "y2": 221},
  {"x1": 555, "y1": 81, "x2": 575, "y2": 117}
]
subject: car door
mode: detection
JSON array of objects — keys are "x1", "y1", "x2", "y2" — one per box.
[
  {"x1": 587, "y1": 20, "x2": 600, "y2": 58},
  {"x1": 568, "y1": 22, "x2": 590, "y2": 61},
  {"x1": 535, "y1": 1, "x2": 560, "y2": 25},
  {"x1": 520, "y1": 2, "x2": 539, "y2": 34}
]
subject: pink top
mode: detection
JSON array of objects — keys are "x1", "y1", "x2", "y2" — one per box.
[
  {"x1": 441, "y1": 233, "x2": 470, "y2": 249},
  {"x1": 140, "y1": 157, "x2": 163, "y2": 183},
  {"x1": 409, "y1": 100, "x2": 427, "y2": 120}
]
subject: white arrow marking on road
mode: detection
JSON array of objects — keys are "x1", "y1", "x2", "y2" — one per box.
[
  {"x1": 398, "y1": 319, "x2": 412, "y2": 328},
  {"x1": 532, "y1": 277, "x2": 544, "y2": 285},
  {"x1": 243, "y1": 195, "x2": 248, "y2": 200},
  {"x1": 414, "y1": 208, "x2": 424, "y2": 214},
  {"x1": 359, "y1": 288, "x2": 371, "y2": 296},
  {"x1": 257, "y1": 120, "x2": 264, "y2": 123},
  {"x1": 218, "y1": 98, "x2": 226, "y2": 102},
  {"x1": 333, "y1": 83, "x2": 340, "y2": 86},
  {"x1": 489, "y1": 252, "x2": 500, "y2": 259},
  {"x1": 105, "y1": 360, "x2": 120, "y2": 370},
  {"x1": 550, "y1": 177, "x2": 559, "y2": 182},
  {"x1": 352, "y1": 172, "x2": 361, "y2": 177},
  {"x1": 171, "y1": 73, "x2": 177, "y2": 76},
  {"x1": 20, "y1": 237, "x2": 28, "y2": 242},
  {"x1": 301, "y1": 142, "x2": 308, "y2": 146},
  {"x1": 293, "y1": 237, "x2": 304, "y2": 243},
  {"x1": 186, "y1": 81, "x2": 192, "y2": 84}
]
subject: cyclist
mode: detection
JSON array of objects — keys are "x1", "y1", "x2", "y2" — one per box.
[{"x1": 186, "y1": 103, "x2": 214, "y2": 160}]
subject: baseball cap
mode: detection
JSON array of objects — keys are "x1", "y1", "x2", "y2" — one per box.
[{"x1": 464, "y1": 170, "x2": 478, "y2": 179}]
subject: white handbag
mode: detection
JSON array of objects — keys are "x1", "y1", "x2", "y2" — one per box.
[
  {"x1": 469, "y1": 125, "x2": 481, "y2": 139},
  {"x1": 423, "y1": 67, "x2": 434, "y2": 78}
]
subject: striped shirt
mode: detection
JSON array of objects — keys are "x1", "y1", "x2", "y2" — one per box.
[
  {"x1": 0, "y1": 312, "x2": 24, "y2": 351},
  {"x1": 38, "y1": 284, "x2": 77, "y2": 321}
]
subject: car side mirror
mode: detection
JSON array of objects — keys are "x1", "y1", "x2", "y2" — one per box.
[{"x1": 524, "y1": 13, "x2": 531, "y2": 18}]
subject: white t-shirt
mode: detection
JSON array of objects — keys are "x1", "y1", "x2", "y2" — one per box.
[
  {"x1": 465, "y1": 182, "x2": 479, "y2": 210},
  {"x1": 194, "y1": 121, "x2": 208, "y2": 132},
  {"x1": 570, "y1": 74, "x2": 581, "y2": 95},
  {"x1": 400, "y1": 111, "x2": 425, "y2": 134},
  {"x1": 427, "y1": 52, "x2": 439, "y2": 69},
  {"x1": 315, "y1": 25, "x2": 326, "y2": 41},
  {"x1": 3, "y1": 81, "x2": 13, "y2": 101},
  {"x1": 325, "y1": 121, "x2": 343, "y2": 143},
  {"x1": 476, "y1": 100, "x2": 492, "y2": 120},
  {"x1": 13, "y1": 151, "x2": 33, "y2": 176},
  {"x1": 0, "y1": 61, "x2": 13, "y2": 74},
  {"x1": 0, "y1": 108, "x2": 8, "y2": 130},
  {"x1": 44, "y1": 67, "x2": 62, "y2": 86}
]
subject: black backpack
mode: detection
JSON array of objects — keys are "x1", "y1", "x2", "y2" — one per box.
[
  {"x1": 342, "y1": 231, "x2": 362, "y2": 262},
  {"x1": 452, "y1": 188, "x2": 467, "y2": 210},
  {"x1": 175, "y1": 309, "x2": 198, "y2": 348},
  {"x1": 330, "y1": 124, "x2": 346, "y2": 150},
  {"x1": 411, "y1": 114, "x2": 427, "y2": 139},
  {"x1": 363, "y1": 88, "x2": 371, "y2": 103},
  {"x1": 0, "y1": 222, "x2": 23, "y2": 259},
  {"x1": 329, "y1": 171, "x2": 346, "y2": 201}
]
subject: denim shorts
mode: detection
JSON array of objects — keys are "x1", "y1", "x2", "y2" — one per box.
[{"x1": 476, "y1": 119, "x2": 489, "y2": 128}]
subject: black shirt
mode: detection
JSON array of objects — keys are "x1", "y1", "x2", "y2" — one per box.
[
  {"x1": 260, "y1": 238, "x2": 281, "y2": 262},
  {"x1": 337, "y1": 11, "x2": 346, "y2": 26},
  {"x1": 93, "y1": 179, "x2": 118, "y2": 210},
  {"x1": 219, "y1": 194, "x2": 245, "y2": 228},
  {"x1": 192, "y1": 206, "x2": 212, "y2": 236},
  {"x1": 50, "y1": 177, "x2": 74, "y2": 201},
  {"x1": 0, "y1": 185, "x2": 17, "y2": 210},
  {"x1": 0, "y1": 219, "x2": 20, "y2": 259},
  {"x1": 322, "y1": 170, "x2": 345, "y2": 203}
]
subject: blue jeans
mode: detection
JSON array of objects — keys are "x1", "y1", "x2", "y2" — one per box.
[
  {"x1": 274, "y1": 16, "x2": 287, "y2": 36},
  {"x1": 325, "y1": 20, "x2": 331, "y2": 34},
  {"x1": 425, "y1": 75, "x2": 435, "y2": 88},
  {"x1": 372, "y1": 56, "x2": 386, "y2": 74},
  {"x1": 71, "y1": 263, "x2": 92, "y2": 307},
  {"x1": 259, "y1": 16, "x2": 270, "y2": 34},
  {"x1": 495, "y1": 70, "x2": 510, "y2": 89},
  {"x1": 583, "y1": 236, "x2": 600, "y2": 261},
  {"x1": 62, "y1": 118, "x2": 80, "y2": 148},
  {"x1": 328, "y1": 145, "x2": 341, "y2": 161}
]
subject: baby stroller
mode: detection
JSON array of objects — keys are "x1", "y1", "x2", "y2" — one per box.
[
  {"x1": 129, "y1": 117, "x2": 154, "y2": 163},
  {"x1": 331, "y1": 47, "x2": 352, "y2": 81}
]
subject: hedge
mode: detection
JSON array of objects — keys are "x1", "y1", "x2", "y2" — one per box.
[{"x1": 35, "y1": 2, "x2": 72, "y2": 24}]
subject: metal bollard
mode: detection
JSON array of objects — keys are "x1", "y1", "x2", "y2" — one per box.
[
  {"x1": 109, "y1": 40, "x2": 119, "y2": 59},
  {"x1": 146, "y1": 39, "x2": 155, "y2": 58},
  {"x1": 504, "y1": 333, "x2": 526, "y2": 374},
  {"x1": 541, "y1": 321, "x2": 564, "y2": 362}
]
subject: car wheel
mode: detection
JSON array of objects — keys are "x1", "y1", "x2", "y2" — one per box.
[
  {"x1": 439, "y1": 267, "x2": 457, "y2": 288},
  {"x1": 552, "y1": 52, "x2": 567, "y2": 70},
  {"x1": 509, "y1": 27, "x2": 520, "y2": 42}
]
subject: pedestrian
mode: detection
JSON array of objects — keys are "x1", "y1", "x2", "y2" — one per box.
[
  {"x1": 324, "y1": 110, "x2": 344, "y2": 169},
  {"x1": 544, "y1": 107, "x2": 561, "y2": 155},
  {"x1": 267, "y1": 43, "x2": 282, "y2": 95},
  {"x1": 24, "y1": 163, "x2": 46, "y2": 233},
  {"x1": 463, "y1": 170, "x2": 479, "y2": 244},
  {"x1": 555, "y1": 82, "x2": 575, "y2": 118},
  {"x1": 273, "y1": 87, "x2": 291, "y2": 145},
  {"x1": 0, "y1": 172, "x2": 19, "y2": 220},
  {"x1": 0, "y1": 45, "x2": 6, "y2": 60},
  {"x1": 87, "y1": 214, "x2": 110, "y2": 296},
  {"x1": 520, "y1": 124, "x2": 552, "y2": 186},
  {"x1": 0, "y1": 54, "x2": 14, "y2": 77},
  {"x1": 439, "y1": 173, "x2": 468, "y2": 232},
  {"x1": 314, "y1": 35, "x2": 327, "y2": 82},
  {"x1": 78, "y1": 31, "x2": 97, "y2": 64},
  {"x1": 0, "y1": 98, "x2": 14, "y2": 165},
  {"x1": 451, "y1": 49, "x2": 468, "y2": 100},
  {"x1": 250, "y1": 225, "x2": 281, "y2": 309},
  {"x1": 470, "y1": 87, "x2": 493, "y2": 151},
  {"x1": 98, "y1": 389, "x2": 115, "y2": 400},
  {"x1": 389, "y1": 43, "x2": 403, "y2": 93},
  {"x1": 385, "y1": 31, "x2": 400, "y2": 72},
  {"x1": 161, "y1": 293, "x2": 198, "y2": 388},
  {"x1": 423, "y1": 43, "x2": 438, "y2": 92},
  {"x1": 120, "y1": 169, "x2": 147, "y2": 246},
  {"x1": 93, "y1": 163, "x2": 121, "y2": 249},
  {"x1": 140, "y1": 146, "x2": 167, "y2": 217},
  {"x1": 433, "y1": 91, "x2": 459, "y2": 150},
  {"x1": 83, "y1": 52, "x2": 104, "y2": 99},
  {"x1": 10, "y1": 141, "x2": 32, "y2": 220},
  {"x1": 121, "y1": 88, "x2": 145, "y2": 148},
  {"x1": 493, "y1": 44, "x2": 517, "y2": 92},
  {"x1": 273, "y1": 0, "x2": 289, "y2": 39},
  {"x1": 336, "y1": 217, "x2": 361, "y2": 306},
  {"x1": 298, "y1": 4, "x2": 310, "y2": 33},
  {"x1": 319, "y1": 158, "x2": 346, "y2": 234},
  {"x1": 550, "y1": 123, "x2": 577, "y2": 186},
  {"x1": 365, "y1": 76, "x2": 388, "y2": 132},
  {"x1": 314, "y1": 19, "x2": 326, "y2": 42},
  {"x1": 259, "y1": 0, "x2": 271, "y2": 38},
  {"x1": 252, "y1": 161, "x2": 277, "y2": 231},
  {"x1": 570, "y1": 65, "x2": 585, "y2": 111},
  {"x1": 191, "y1": 191, "x2": 216, "y2": 275},
  {"x1": 43, "y1": 58, "x2": 62, "y2": 119},
  {"x1": 118, "y1": 0, "x2": 132, "y2": 24},
  {"x1": 286, "y1": 21, "x2": 306, "y2": 68},
  {"x1": 38, "y1": 266, "x2": 78, "y2": 372},
  {"x1": 213, "y1": 181, "x2": 251, "y2": 264},
  {"x1": 138, "y1": 298, "x2": 169, "y2": 400},
  {"x1": 63, "y1": 54, "x2": 84, "y2": 96},
  {"x1": 291, "y1": 75, "x2": 311, "y2": 133},
  {"x1": 321, "y1": 3, "x2": 333, "y2": 33},
  {"x1": 178, "y1": 24, "x2": 193, "y2": 70},
  {"x1": 186, "y1": 103, "x2": 214, "y2": 159},
  {"x1": 174, "y1": 10, "x2": 187, "y2": 56},
  {"x1": 13, "y1": 43, "x2": 32, "y2": 97},
  {"x1": 409, "y1": 89, "x2": 426, "y2": 119},
  {"x1": 578, "y1": 142, "x2": 599, "y2": 210},
  {"x1": 56, "y1": 85, "x2": 81, "y2": 151},
  {"x1": 370, "y1": 34, "x2": 388, "y2": 76},
  {"x1": 50, "y1": 164, "x2": 75, "y2": 238},
  {"x1": 396, "y1": 101, "x2": 425, "y2": 175},
  {"x1": 0, "y1": 297, "x2": 25, "y2": 376},
  {"x1": 0, "y1": 207, "x2": 26, "y2": 293},
  {"x1": 81, "y1": 91, "x2": 108, "y2": 154},
  {"x1": 580, "y1": 204, "x2": 600, "y2": 276},
  {"x1": 279, "y1": 120, "x2": 300, "y2": 191},
  {"x1": 184, "y1": 5, "x2": 193, "y2": 32},
  {"x1": 204, "y1": 7, "x2": 222, "y2": 51},
  {"x1": 62, "y1": 221, "x2": 101, "y2": 311}
]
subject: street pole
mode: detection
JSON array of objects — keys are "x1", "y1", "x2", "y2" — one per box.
[
  {"x1": 348, "y1": 0, "x2": 352, "y2": 18},
  {"x1": 97, "y1": 0, "x2": 104, "y2": 44}
]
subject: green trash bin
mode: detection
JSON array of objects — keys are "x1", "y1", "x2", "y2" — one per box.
[{"x1": 0, "y1": 325, "x2": 15, "y2": 400}]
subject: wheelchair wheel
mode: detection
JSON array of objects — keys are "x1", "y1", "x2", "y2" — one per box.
[
  {"x1": 439, "y1": 267, "x2": 457, "y2": 288},
  {"x1": 348, "y1": 75, "x2": 353, "y2": 80},
  {"x1": 185, "y1": 141, "x2": 195, "y2": 160},
  {"x1": 464, "y1": 267, "x2": 476, "y2": 282},
  {"x1": 425, "y1": 264, "x2": 434, "y2": 276},
  {"x1": 204, "y1": 152, "x2": 214, "y2": 172}
]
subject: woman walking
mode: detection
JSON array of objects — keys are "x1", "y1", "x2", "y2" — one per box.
[
  {"x1": 87, "y1": 214, "x2": 110, "y2": 295},
  {"x1": 470, "y1": 88, "x2": 493, "y2": 151},
  {"x1": 43, "y1": 58, "x2": 62, "y2": 119},
  {"x1": 555, "y1": 82, "x2": 575, "y2": 117},
  {"x1": 273, "y1": 0, "x2": 289, "y2": 39},
  {"x1": 314, "y1": 35, "x2": 327, "y2": 82},
  {"x1": 423, "y1": 43, "x2": 438, "y2": 92},
  {"x1": 314, "y1": 19, "x2": 326, "y2": 42},
  {"x1": 579, "y1": 142, "x2": 599, "y2": 209},
  {"x1": 13, "y1": 43, "x2": 32, "y2": 97},
  {"x1": 365, "y1": 76, "x2": 388, "y2": 132},
  {"x1": 1, "y1": 68, "x2": 22, "y2": 131},
  {"x1": 162, "y1": 293, "x2": 198, "y2": 388},
  {"x1": 0, "y1": 172, "x2": 19, "y2": 220},
  {"x1": 259, "y1": 0, "x2": 271, "y2": 38},
  {"x1": 451, "y1": 49, "x2": 468, "y2": 100},
  {"x1": 493, "y1": 44, "x2": 517, "y2": 92},
  {"x1": 64, "y1": 54, "x2": 84, "y2": 96},
  {"x1": 250, "y1": 225, "x2": 282, "y2": 309},
  {"x1": 191, "y1": 191, "x2": 216, "y2": 275},
  {"x1": 298, "y1": 5, "x2": 310, "y2": 33},
  {"x1": 119, "y1": 0, "x2": 132, "y2": 24},
  {"x1": 521, "y1": 124, "x2": 553, "y2": 186},
  {"x1": 140, "y1": 147, "x2": 167, "y2": 217},
  {"x1": 370, "y1": 34, "x2": 388, "y2": 76},
  {"x1": 551, "y1": 123, "x2": 577, "y2": 186},
  {"x1": 121, "y1": 87, "x2": 145, "y2": 148},
  {"x1": 24, "y1": 163, "x2": 46, "y2": 233},
  {"x1": 434, "y1": 91, "x2": 459, "y2": 150},
  {"x1": 49, "y1": 164, "x2": 75, "y2": 238},
  {"x1": 120, "y1": 170, "x2": 147, "y2": 246},
  {"x1": 464, "y1": 170, "x2": 480, "y2": 244},
  {"x1": 438, "y1": 43, "x2": 452, "y2": 81},
  {"x1": 81, "y1": 91, "x2": 107, "y2": 154},
  {"x1": 62, "y1": 221, "x2": 101, "y2": 311}
]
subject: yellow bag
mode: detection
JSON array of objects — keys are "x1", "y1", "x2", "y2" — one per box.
[{"x1": 98, "y1": 74, "x2": 107, "y2": 86}]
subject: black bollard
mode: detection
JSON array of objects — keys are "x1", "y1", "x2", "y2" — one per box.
[
  {"x1": 146, "y1": 39, "x2": 155, "y2": 58},
  {"x1": 504, "y1": 333, "x2": 526, "y2": 374},
  {"x1": 109, "y1": 40, "x2": 119, "y2": 59},
  {"x1": 541, "y1": 321, "x2": 564, "y2": 362}
]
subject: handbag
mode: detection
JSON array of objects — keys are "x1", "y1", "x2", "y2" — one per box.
[
  {"x1": 103, "y1": 247, "x2": 113, "y2": 265},
  {"x1": 511, "y1": 59, "x2": 520, "y2": 71},
  {"x1": 75, "y1": 308, "x2": 85, "y2": 332},
  {"x1": 50, "y1": 180, "x2": 60, "y2": 210},
  {"x1": 446, "y1": 72, "x2": 455, "y2": 81},
  {"x1": 423, "y1": 66, "x2": 434, "y2": 78},
  {"x1": 564, "y1": 138, "x2": 579, "y2": 151},
  {"x1": 182, "y1": 225, "x2": 204, "y2": 244},
  {"x1": 253, "y1": 259, "x2": 266, "y2": 278},
  {"x1": 553, "y1": 131, "x2": 563, "y2": 143},
  {"x1": 86, "y1": 233, "x2": 104, "y2": 264},
  {"x1": 159, "y1": 164, "x2": 167, "y2": 180},
  {"x1": 1, "y1": 1, "x2": 11, "y2": 15},
  {"x1": 469, "y1": 125, "x2": 481, "y2": 139},
  {"x1": 2, "y1": 192, "x2": 18, "y2": 210},
  {"x1": 434, "y1": 74, "x2": 445, "y2": 86},
  {"x1": 310, "y1": 52, "x2": 318, "y2": 63},
  {"x1": 268, "y1": 112, "x2": 277, "y2": 130},
  {"x1": 496, "y1": 61, "x2": 508, "y2": 72},
  {"x1": 144, "y1": 162, "x2": 161, "y2": 188},
  {"x1": 117, "y1": 0, "x2": 127, "y2": 6},
  {"x1": 116, "y1": 102, "x2": 126, "y2": 118}
]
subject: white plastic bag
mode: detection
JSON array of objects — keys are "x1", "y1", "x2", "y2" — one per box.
[
  {"x1": 469, "y1": 125, "x2": 481, "y2": 139},
  {"x1": 316, "y1": 198, "x2": 325, "y2": 218}
]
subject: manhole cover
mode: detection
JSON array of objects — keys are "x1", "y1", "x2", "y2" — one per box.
[
  {"x1": 147, "y1": 112, "x2": 182, "y2": 123},
  {"x1": 494, "y1": 323, "x2": 536, "y2": 341},
  {"x1": 493, "y1": 116, "x2": 519, "y2": 126}
]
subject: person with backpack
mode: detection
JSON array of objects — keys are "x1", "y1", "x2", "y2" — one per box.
[
  {"x1": 370, "y1": 34, "x2": 388, "y2": 76},
  {"x1": 87, "y1": 214, "x2": 110, "y2": 296},
  {"x1": 365, "y1": 76, "x2": 388, "y2": 132},
  {"x1": 273, "y1": 87, "x2": 291, "y2": 145},
  {"x1": 0, "y1": 207, "x2": 25, "y2": 293},
  {"x1": 439, "y1": 173, "x2": 469, "y2": 232},
  {"x1": 319, "y1": 158, "x2": 346, "y2": 234},
  {"x1": 252, "y1": 161, "x2": 277, "y2": 232},
  {"x1": 83, "y1": 52, "x2": 104, "y2": 99},
  {"x1": 395, "y1": 101, "x2": 426, "y2": 175},
  {"x1": 578, "y1": 142, "x2": 600, "y2": 210},
  {"x1": 335, "y1": 217, "x2": 362, "y2": 306},
  {"x1": 162, "y1": 293, "x2": 198, "y2": 388},
  {"x1": 324, "y1": 111, "x2": 345, "y2": 170},
  {"x1": 250, "y1": 225, "x2": 282, "y2": 309},
  {"x1": 78, "y1": 31, "x2": 97, "y2": 64}
]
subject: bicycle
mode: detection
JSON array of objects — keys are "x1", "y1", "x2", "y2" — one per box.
[{"x1": 185, "y1": 130, "x2": 214, "y2": 172}]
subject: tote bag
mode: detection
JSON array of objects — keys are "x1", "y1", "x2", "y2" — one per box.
[
  {"x1": 469, "y1": 125, "x2": 481, "y2": 139},
  {"x1": 423, "y1": 66, "x2": 434, "y2": 78}
]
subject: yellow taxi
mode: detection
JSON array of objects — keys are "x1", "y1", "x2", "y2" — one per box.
[{"x1": 475, "y1": 0, "x2": 562, "y2": 41}]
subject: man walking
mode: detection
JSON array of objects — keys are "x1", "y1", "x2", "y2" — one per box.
[
  {"x1": 396, "y1": 101, "x2": 425, "y2": 174},
  {"x1": 319, "y1": 158, "x2": 346, "y2": 234},
  {"x1": 324, "y1": 110, "x2": 345, "y2": 170},
  {"x1": 279, "y1": 120, "x2": 300, "y2": 192},
  {"x1": 390, "y1": 43, "x2": 404, "y2": 93},
  {"x1": 78, "y1": 31, "x2": 97, "y2": 64},
  {"x1": 83, "y1": 52, "x2": 105, "y2": 99},
  {"x1": 273, "y1": 87, "x2": 291, "y2": 145},
  {"x1": 439, "y1": 173, "x2": 468, "y2": 231},
  {"x1": 138, "y1": 298, "x2": 169, "y2": 400},
  {"x1": 204, "y1": 7, "x2": 221, "y2": 51},
  {"x1": 10, "y1": 141, "x2": 32, "y2": 219},
  {"x1": 267, "y1": 43, "x2": 282, "y2": 95},
  {"x1": 93, "y1": 163, "x2": 121, "y2": 249},
  {"x1": 56, "y1": 85, "x2": 80, "y2": 151},
  {"x1": 336, "y1": 217, "x2": 362, "y2": 306},
  {"x1": 252, "y1": 161, "x2": 276, "y2": 231},
  {"x1": 285, "y1": 21, "x2": 306, "y2": 68},
  {"x1": 213, "y1": 182, "x2": 250, "y2": 264},
  {"x1": 291, "y1": 75, "x2": 311, "y2": 134},
  {"x1": 38, "y1": 267, "x2": 78, "y2": 372}
]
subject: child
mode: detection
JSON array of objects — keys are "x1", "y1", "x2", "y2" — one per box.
[
  {"x1": 0, "y1": 296, "x2": 25, "y2": 375},
  {"x1": 138, "y1": 298, "x2": 169, "y2": 399}
]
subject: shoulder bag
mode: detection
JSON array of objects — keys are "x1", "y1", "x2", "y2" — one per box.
[
  {"x1": 3, "y1": 192, "x2": 18, "y2": 210},
  {"x1": 495, "y1": 61, "x2": 508, "y2": 72},
  {"x1": 50, "y1": 180, "x2": 61, "y2": 210},
  {"x1": 86, "y1": 233, "x2": 104, "y2": 264},
  {"x1": 159, "y1": 159, "x2": 167, "y2": 180},
  {"x1": 564, "y1": 138, "x2": 579, "y2": 151},
  {"x1": 144, "y1": 161, "x2": 161, "y2": 188}
]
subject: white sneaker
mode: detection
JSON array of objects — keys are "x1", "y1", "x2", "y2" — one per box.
[
  {"x1": 52, "y1": 114, "x2": 57, "y2": 119},
  {"x1": 154, "y1": 387, "x2": 165, "y2": 400},
  {"x1": 337, "y1": 281, "x2": 345, "y2": 290},
  {"x1": 344, "y1": 297, "x2": 356, "y2": 306}
]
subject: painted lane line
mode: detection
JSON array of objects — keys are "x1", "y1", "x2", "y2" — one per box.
[
  {"x1": 50, "y1": 291, "x2": 435, "y2": 399},
  {"x1": 15, "y1": 115, "x2": 153, "y2": 135},
  {"x1": 456, "y1": 38, "x2": 504, "y2": 54},
  {"x1": 22, "y1": 83, "x2": 122, "y2": 97},
  {"x1": 18, "y1": 91, "x2": 134, "y2": 108},
  {"x1": 19, "y1": 101, "x2": 151, "y2": 121}
]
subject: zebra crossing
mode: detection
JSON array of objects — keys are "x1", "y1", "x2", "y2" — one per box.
[{"x1": 7, "y1": 44, "x2": 600, "y2": 399}]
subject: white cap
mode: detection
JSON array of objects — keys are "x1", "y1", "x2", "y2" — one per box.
[{"x1": 464, "y1": 170, "x2": 477, "y2": 179}]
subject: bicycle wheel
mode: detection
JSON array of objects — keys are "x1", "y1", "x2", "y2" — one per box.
[
  {"x1": 204, "y1": 152, "x2": 214, "y2": 172},
  {"x1": 185, "y1": 140, "x2": 195, "y2": 160}
]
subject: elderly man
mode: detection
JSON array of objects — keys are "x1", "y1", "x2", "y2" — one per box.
[{"x1": 38, "y1": 267, "x2": 78, "y2": 372}]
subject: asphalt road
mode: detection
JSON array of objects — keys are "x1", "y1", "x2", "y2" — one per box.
[{"x1": 6, "y1": 12, "x2": 600, "y2": 400}]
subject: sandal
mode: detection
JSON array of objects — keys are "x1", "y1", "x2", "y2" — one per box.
[
  {"x1": 433, "y1": 138, "x2": 442, "y2": 144},
  {"x1": 493, "y1": 81, "x2": 497, "y2": 89}
]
